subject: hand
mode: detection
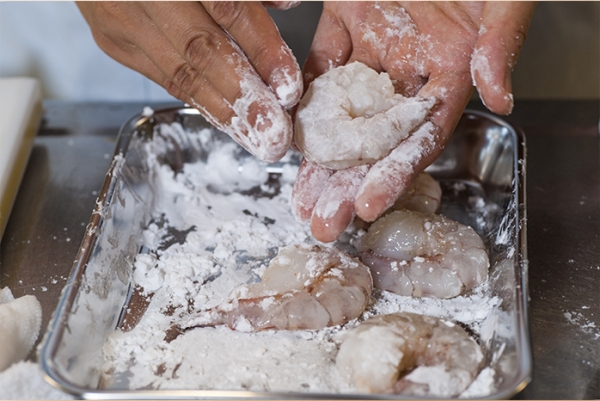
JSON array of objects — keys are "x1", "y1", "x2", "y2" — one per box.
[
  {"x1": 77, "y1": 1, "x2": 303, "y2": 163},
  {"x1": 291, "y1": 1, "x2": 535, "y2": 242}
]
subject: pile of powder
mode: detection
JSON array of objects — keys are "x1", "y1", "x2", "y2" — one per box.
[
  {"x1": 100, "y1": 123, "x2": 499, "y2": 396},
  {"x1": 0, "y1": 361, "x2": 73, "y2": 399}
]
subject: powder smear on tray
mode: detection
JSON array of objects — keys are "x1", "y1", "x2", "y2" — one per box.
[{"x1": 100, "y1": 124, "x2": 500, "y2": 396}]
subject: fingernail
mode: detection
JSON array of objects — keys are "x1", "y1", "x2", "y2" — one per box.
[{"x1": 271, "y1": 66, "x2": 303, "y2": 109}]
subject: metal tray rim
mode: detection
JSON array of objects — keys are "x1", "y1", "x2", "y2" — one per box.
[{"x1": 40, "y1": 107, "x2": 531, "y2": 400}]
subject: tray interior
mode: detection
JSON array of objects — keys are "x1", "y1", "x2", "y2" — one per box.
[{"x1": 41, "y1": 109, "x2": 530, "y2": 399}]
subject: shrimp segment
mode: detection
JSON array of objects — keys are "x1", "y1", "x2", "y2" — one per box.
[
  {"x1": 357, "y1": 210, "x2": 489, "y2": 298},
  {"x1": 336, "y1": 312, "x2": 483, "y2": 397},
  {"x1": 391, "y1": 172, "x2": 442, "y2": 214},
  {"x1": 181, "y1": 244, "x2": 373, "y2": 331}
]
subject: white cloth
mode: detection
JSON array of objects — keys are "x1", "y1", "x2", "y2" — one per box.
[
  {"x1": 0, "y1": 2, "x2": 173, "y2": 101},
  {"x1": 0, "y1": 287, "x2": 42, "y2": 372}
]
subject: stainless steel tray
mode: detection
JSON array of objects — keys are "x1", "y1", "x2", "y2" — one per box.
[{"x1": 40, "y1": 107, "x2": 530, "y2": 399}]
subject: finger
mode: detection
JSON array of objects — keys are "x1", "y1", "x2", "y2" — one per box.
[
  {"x1": 311, "y1": 165, "x2": 368, "y2": 243},
  {"x1": 141, "y1": 2, "x2": 292, "y2": 162},
  {"x1": 202, "y1": 1, "x2": 303, "y2": 108},
  {"x1": 420, "y1": 70, "x2": 474, "y2": 136},
  {"x1": 303, "y1": 4, "x2": 352, "y2": 85},
  {"x1": 291, "y1": 159, "x2": 333, "y2": 222},
  {"x1": 345, "y1": 2, "x2": 426, "y2": 97},
  {"x1": 262, "y1": 1, "x2": 301, "y2": 11},
  {"x1": 355, "y1": 70, "x2": 473, "y2": 222},
  {"x1": 354, "y1": 122, "x2": 439, "y2": 222},
  {"x1": 471, "y1": 2, "x2": 536, "y2": 115}
]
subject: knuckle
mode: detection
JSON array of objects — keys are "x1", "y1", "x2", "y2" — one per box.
[
  {"x1": 205, "y1": 1, "x2": 245, "y2": 28},
  {"x1": 168, "y1": 63, "x2": 201, "y2": 96},
  {"x1": 182, "y1": 30, "x2": 219, "y2": 73},
  {"x1": 163, "y1": 78, "x2": 183, "y2": 101}
]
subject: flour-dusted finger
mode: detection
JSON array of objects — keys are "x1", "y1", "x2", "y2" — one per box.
[
  {"x1": 202, "y1": 1, "x2": 303, "y2": 108},
  {"x1": 310, "y1": 165, "x2": 368, "y2": 243},
  {"x1": 302, "y1": 4, "x2": 352, "y2": 85},
  {"x1": 142, "y1": 2, "x2": 293, "y2": 162},
  {"x1": 291, "y1": 159, "x2": 333, "y2": 222},
  {"x1": 355, "y1": 70, "x2": 472, "y2": 222},
  {"x1": 471, "y1": 2, "x2": 536, "y2": 115}
]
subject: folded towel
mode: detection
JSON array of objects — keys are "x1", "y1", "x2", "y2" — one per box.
[{"x1": 0, "y1": 287, "x2": 42, "y2": 372}]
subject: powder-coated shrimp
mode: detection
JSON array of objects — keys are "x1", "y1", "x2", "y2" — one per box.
[
  {"x1": 294, "y1": 62, "x2": 436, "y2": 170},
  {"x1": 181, "y1": 243, "x2": 373, "y2": 331},
  {"x1": 391, "y1": 172, "x2": 442, "y2": 214},
  {"x1": 336, "y1": 312, "x2": 483, "y2": 397},
  {"x1": 357, "y1": 210, "x2": 489, "y2": 299}
]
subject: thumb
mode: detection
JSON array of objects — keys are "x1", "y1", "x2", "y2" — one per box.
[{"x1": 471, "y1": 2, "x2": 536, "y2": 115}]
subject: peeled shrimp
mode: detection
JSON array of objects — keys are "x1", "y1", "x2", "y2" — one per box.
[
  {"x1": 336, "y1": 312, "x2": 483, "y2": 397},
  {"x1": 391, "y1": 172, "x2": 442, "y2": 214},
  {"x1": 294, "y1": 62, "x2": 436, "y2": 170},
  {"x1": 181, "y1": 243, "x2": 373, "y2": 331},
  {"x1": 357, "y1": 210, "x2": 489, "y2": 299}
]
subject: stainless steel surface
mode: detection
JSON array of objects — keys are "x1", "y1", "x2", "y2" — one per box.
[
  {"x1": 0, "y1": 100, "x2": 598, "y2": 399},
  {"x1": 38, "y1": 107, "x2": 528, "y2": 399}
]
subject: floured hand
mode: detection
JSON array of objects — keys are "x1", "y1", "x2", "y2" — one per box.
[
  {"x1": 77, "y1": 1, "x2": 303, "y2": 162},
  {"x1": 292, "y1": 1, "x2": 535, "y2": 242}
]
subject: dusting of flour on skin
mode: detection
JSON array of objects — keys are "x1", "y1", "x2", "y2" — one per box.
[
  {"x1": 314, "y1": 165, "x2": 369, "y2": 220},
  {"x1": 230, "y1": 63, "x2": 292, "y2": 163},
  {"x1": 361, "y1": 4, "x2": 425, "y2": 77},
  {"x1": 100, "y1": 123, "x2": 498, "y2": 396},
  {"x1": 470, "y1": 44, "x2": 514, "y2": 113},
  {"x1": 270, "y1": 43, "x2": 303, "y2": 109},
  {"x1": 357, "y1": 121, "x2": 437, "y2": 207},
  {"x1": 205, "y1": 45, "x2": 292, "y2": 164}
]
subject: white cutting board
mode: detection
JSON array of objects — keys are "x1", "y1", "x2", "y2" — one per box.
[{"x1": 0, "y1": 77, "x2": 42, "y2": 240}]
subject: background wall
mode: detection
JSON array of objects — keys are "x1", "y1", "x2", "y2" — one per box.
[
  {"x1": 511, "y1": 1, "x2": 599, "y2": 99},
  {"x1": 1, "y1": 2, "x2": 598, "y2": 101}
]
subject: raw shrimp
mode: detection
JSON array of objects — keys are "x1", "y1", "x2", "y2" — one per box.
[
  {"x1": 352, "y1": 172, "x2": 441, "y2": 232},
  {"x1": 391, "y1": 172, "x2": 442, "y2": 214},
  {"x1": 357, "y1": 210, "x2": 489, "y2": 298},
  {"x1": 180, "y1": 243, "x2": 373, "y2": 331},
  {"x1": 294, "y1": 62, "x2": 436, "y2": 170},
  {"x1": 336, "y1": 312, "x2": 483, "y2": 397}
]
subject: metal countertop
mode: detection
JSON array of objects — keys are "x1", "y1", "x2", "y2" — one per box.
[{"x1": 1, "y1": 99, "x2": 598, "y2": 399}]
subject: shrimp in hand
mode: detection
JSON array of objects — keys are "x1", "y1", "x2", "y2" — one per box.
[
  {"x1": 294, "y1": 61, "x2": 436, "y2": 170},
  {"x1": 336, "y1": 312, "x2": 483, "y2": 397},
  {"x1": 357, "y1": 210, "x2": 489, "y2": 299},
  {"x1": 180, "y1": 243, "x2": 373, "y2": 331}
]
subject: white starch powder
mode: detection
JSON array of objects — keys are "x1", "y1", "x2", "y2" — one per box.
[{"x1": 100, "y1": 123, "x2": 500, "y2": 397}]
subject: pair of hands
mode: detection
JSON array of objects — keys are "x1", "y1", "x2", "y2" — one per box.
[{"x1": 78, "y1": 1, "x2": 536, "y2": 242}]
